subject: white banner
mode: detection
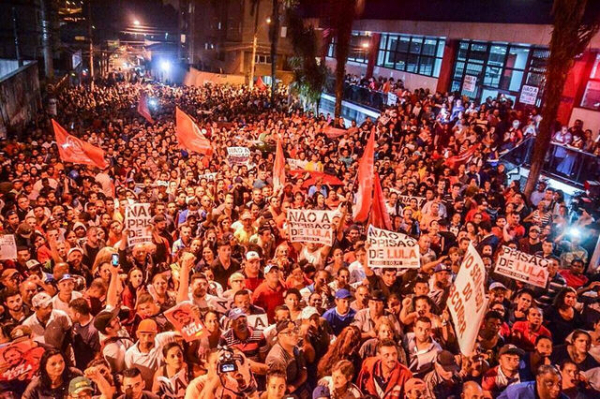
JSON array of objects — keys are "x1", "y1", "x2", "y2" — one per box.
[
  {"x1": 287, "y1": 158, "x2": 308, "y2": 170},
  {"x1": 494, "y1": 246, "x2": 549, "y2": 288},
  {"x1": 0, "y1": 235, "x2": 17, "y2": 260},
  {"x1": 387, "y1": 92, "x2": 398, "y2": 106},
  {"x1": 367, "y1": 225, "x2": 419, "y2": 269},
  {"x1": 125, "y1": 203, "x2": 152, "y2": 247},
  {"x1": 447, "y1": 243, "x2": 488, "y2": 355},
  {"x1": 463, "y1": 75, "x2": 477, "y2": 92},
  {"x1": 287, "y1": 209, "x2": 334, "y2": 246},
  {"x1": 227, "y1": 147, "x2": 251, "y2": 165},
  {"x1": 519, "y1": 85, "x2": 539, "y2": 106}
]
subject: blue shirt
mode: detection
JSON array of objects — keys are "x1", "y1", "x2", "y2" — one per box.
[
  {"x1": 322, "y1": 307, "x2": 356, "y2": 335},
  {"x1": 497, "y1": 381, "x2": 568, "y2": 399}
]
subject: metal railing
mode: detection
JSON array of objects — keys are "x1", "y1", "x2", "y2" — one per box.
[
  {"x1": 324, "y1": 77, "x2": 396, "y2": 111},
  {"x1": 499, "y1": 136, "x2": 600, "y2": 187}
]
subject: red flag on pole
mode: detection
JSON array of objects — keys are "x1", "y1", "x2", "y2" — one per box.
[
  {"x1": 322, "y1": 125, "x2": 347, "y2": 139},
  {"x1": 52, "y1": 119, "x2": 108, "y2": 169},
  {"x1": 175, "y1": 107, "x2": 213, "y2": 156},
  {"x1": 353, "y1": 128, "x2": 375, "y2": 222},
  {"x1": 255, "y1": 77, "x2": 267, "y2": 90},
  {"x1": 273, "y1": 136, "x2": 286, "y2": 193},
  {"x1": 370, "y1": 173, "x2": 392, "y2": 230},
  {"x1": 444, "y1": 144, "x2": 479, "y2": 169},
  {"x1": 137, "y1": 91, "x2": 154, "y2": 124}
]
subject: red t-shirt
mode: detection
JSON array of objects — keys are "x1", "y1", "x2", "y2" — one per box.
[{"x1": 251, "y1": 282, "x2": 284, "y2": 322}]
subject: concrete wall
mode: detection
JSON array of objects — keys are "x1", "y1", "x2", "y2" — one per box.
[{"x1": 0, "y1": 61, "x2": 41, "y2": 138}]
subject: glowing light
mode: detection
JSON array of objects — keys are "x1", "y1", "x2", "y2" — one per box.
[
  {"x1": 160, "y1": 60, "x2": 171, "y2": 72},
  {"x1": 133, "y1": 20, "x2": 140, "y2": 26},
  {"x1": 361, "y1": 42, "x2": 370, "y2": 48}
]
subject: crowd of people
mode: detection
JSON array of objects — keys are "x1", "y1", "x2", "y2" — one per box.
[{"x1": 0, "y1": 75, "x2": 599, "y2": 399}]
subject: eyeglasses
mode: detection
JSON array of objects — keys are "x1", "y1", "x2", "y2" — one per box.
[{"x1": 281, "y1": 328, "x2": 299, "y2": 336}]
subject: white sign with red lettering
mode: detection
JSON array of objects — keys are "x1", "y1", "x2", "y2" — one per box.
[
  {"x1": 494, "y1": 246, "x2": 549, "y2": 288},
  {"x1": 447, "y1": 243, "x2": 488, "y2": 355},
  {"x1": 287, "y1": 209, "x2": 334, "y2": 246},
  {"x1": 125, "y1": 203, "x2": 152, "y2": 247},
  {"x1": 367, "y1": 225, "x2": 420, "y2": 269}
]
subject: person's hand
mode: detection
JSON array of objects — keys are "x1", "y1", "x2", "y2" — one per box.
[
  {"x1": 84, "y1": 366, "x2": 103, "y2": 381},
  {"x1": 181, "y1": 252, "x2": 196, "y2": 268},
  {"x1": 402, "y1": 297, "x2": 412, "y2": 309}
]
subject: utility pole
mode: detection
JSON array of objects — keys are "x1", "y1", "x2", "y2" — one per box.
[
  {"x1": 249, "y1": 0, "x2": 261, "y2": 88},
  {"x1": 12, "y1": 7, "x2": 23, "y2": 67},
  {"x1": 40, "y1": 0, "x2": 54, "y2": 79},
  {"x1": 88, "y1": 0, "x2": 94, "y2": 88}
]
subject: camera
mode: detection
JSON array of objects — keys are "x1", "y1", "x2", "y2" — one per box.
[{"x1": 217, "y1": 347, "x2": 239, "y2": 374}]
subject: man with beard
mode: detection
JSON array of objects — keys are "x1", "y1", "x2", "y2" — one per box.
[
  {"x1": 67, "y1": 247, "x2": 93, "y2": 285},
  {"x1": 497, "y1": 365, "x2": 566, "y2": 399},
  {"x1": 23, "y1": 292, "x2": 72, "y2": 350},
  {"x1": 124, "y1": 318, "x2": 180, "y2": 388},
  {"x1": 82, "y1": 226, "x2": 104, "y2": 267},
  {"x1": 0, "y1": 288, "x2": 31, "y2": 324},
  {"x1": 358, "y1": 339, "x2": 413, "y2": 399}
]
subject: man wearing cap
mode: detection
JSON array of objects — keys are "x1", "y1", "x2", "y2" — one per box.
[
  {"x1": 422, "y1": 350, "x2": 462, "y2": 398},
  {"x1": 428, "y1": 263, "x2": 453, "y2": 308},
  {"x1": 234, "y1": 210, "x2": 257, "y2": 246},
  {"x1": 252, "y1": 264, "x2": 285, "y2": 323},
  {"x1": 497, "y1": 364, "x2": 567, "y2": 399},
  {"x1": 51, "y1": 273, "x2": 84, "y2": 313},
  {"x1": 94, "y1": 307, "x2": 133, "y2": 372},
  {"x1": 1, "y1": 268, "x2": 22, "y2": 294},
  {"x1": 220, "y1": 307, "x2": 269, "y2": 374},
  {"x1": 482, "y1": 344, "x2": 527, "y2": 397},
  {"x1": 243, "y1": 251, "x2": 264, "y2": 292},
  {"x1": 352, "y1": 290, "x2": 402, "y2": 340},
  {"x1": 23, "y1": 291, "x2": 73, "y2": 351},
  {"x1": 266, "y1": 320, "x2": 308, "y2": 398},
  {"x1": 68, "y1": 376, "x2": 94, "y2": 399},
  {"x1": 405, "y1": 377, "x2": 428, "y2": 399},
  {"x1": 125, "y1": 317, "x2": 179, "y2": 388},
  {"x1": 322, "y1": 289, "x2": 356, "y2": 336}
]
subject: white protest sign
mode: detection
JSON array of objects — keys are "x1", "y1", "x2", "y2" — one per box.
[
  {"x1": 198, "y1": 172, "x2": 217, "y2": 181},
  {"x1": 494, "y1": 246, "x2": 549, "y2": 288},
  {"x1": 520, "y1": 85, "x2": 539, "y2": 106},
  {"x1": 367, "y1": 225, "x2": 420, "y2": 269},
  {"x1": 447, "y1": 243, "x2": 488, "y2": 355},
  {"x1": 0, "y1": 235, "x2": 17, "y2": 260},
  {"x1": 125, "y1": 203, "x2": 152, "y2": 247},
  {"x1": 463, "y1": 75, "x2": 477, "y2": 92},
  {"x1": 287, "y1": 158, "x2": 308, "y2": 170},
  {"x1": 287, "y1": 209, "x2": 334, "y2": 246},
  {"x1": 387, "y1": 92, "x2": 398, "y2": 106},
  {"x1": 247, "y1": 314, "x2": 269, "y2": 329},
  {"x1": 227, "y1": 147, "x2": 251, "y2": 165},
  {"x1": 389, "y1": 189, "x2": 426, "y2": 209}
]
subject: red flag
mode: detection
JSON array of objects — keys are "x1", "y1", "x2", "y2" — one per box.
[
  {"x1": 255, "y1": 77, "x2": 267, "y2": 90},
  {"x1": 370, "y1": 173, "x2": 392, "y2": 230},
  {"x1": 322, "y1": 125, "x2": 347, "y2": 139},
  {"x1": 137, "y1": 91, "x2": 154, "y2": 124},
  {"x1": 353, "y1": 128, "x2": 375, "y2": 222},
  {"x1": 288, "y1": 170, "x2": 344, "y2": 187},
  {"x1": 444, "y1": 144, "x2": 479, "y2": 169},
  {"x1": 52, "y1": 120, "x2": 108, "y2": 169},
  {"x1": 273, "y1": 136, "x2": 286, "y2": 193},
  {"x1": 175, "y1": 107, "x2": 213, "y2": 156}
]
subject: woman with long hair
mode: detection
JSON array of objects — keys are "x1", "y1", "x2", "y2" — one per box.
[
  {"x1": 23, "y1": 349, "x2": 82, "y2": 398},
  {"x1": 121, "y1": 267, "x2": 145, "y2": 310},
  {"x1": 544, "y1": 287, "x2": 584, "y2": 344},
  {"x1": 317, "y1": 326, "x2": 362, "y2": 379}
]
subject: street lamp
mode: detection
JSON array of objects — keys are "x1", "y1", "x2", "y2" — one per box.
[
  {"x1": 160, "y1": 60, "x2": 171, "y2": 72},
  {"x1": 133, "y1": 19, "x2": 140, "y2": 26}
]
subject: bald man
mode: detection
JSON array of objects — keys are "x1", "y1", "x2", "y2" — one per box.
[{"x1": 462, "y1": 381, "x2": 484, "y2": 399}]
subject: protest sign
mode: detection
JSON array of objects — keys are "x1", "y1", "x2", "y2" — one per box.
[
  {"x1": 387, "y1": 92, "x2": 398, "y2": 106},
  {"x1": 447, "y1": 243, "x2": 488, "y2": 355},
  {"x1": 125, "y1": 203, "x2": 152, "y2": 247},
  {"x1": 494, "y1": 246, "x2": 549, "y2": 288},
  {"x1": 164, "y1": 302, "x2": 207, "y2": 342},
  {"x1": 520, "y1": 85, "x2": 539, "y2": 106},
  {"x1": 463, "y1": 75, "x2": 477, "y2": 92},
  {"x1": 367, "y1": 225, "x2": 419, "y2": 269},
  {"x1": 198, "y1": 172, "x2": 217, "y2": 181},
  {"x1": 287, "y1": 209, "x2": 334, "y2": 246},
  {"x1": 0, "y1": 339, "x2": 45, "y2": 381},
  {"x1": 389, "y1": 189, "x2": 426, "y2": 209},
  {"x1": 287, "y1": 158, "x2": 308, "y2": 170},
  {"x1": 227, "y1": 147, "x2": 251, "y2": 165},
  {"x1": 222, "y1": 313, "x2": 269, "y2": 330},
  {"x1": 0, "y1": 235, "x2": 17, "y2": 260}
]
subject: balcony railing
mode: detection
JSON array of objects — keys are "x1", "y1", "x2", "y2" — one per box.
[{"x1": 324, "y1": 77, "x2": 395, "y2": 111}]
